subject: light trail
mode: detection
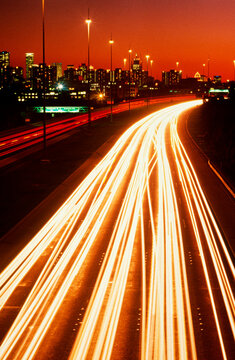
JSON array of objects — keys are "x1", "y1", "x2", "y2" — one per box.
[
  {"x1": 170, "y1": 120, "x2": 235, "y2": 355},
  {"x1": 0, "y1": 95, "x2": 193, "y2": 158},
  {"x1": 0, "y1": 99, "x2": 234, "y2": 360}
]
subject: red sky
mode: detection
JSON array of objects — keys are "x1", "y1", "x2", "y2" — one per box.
[{"x1": 1, "y1": 0, "x2": 235, "y2": 81}]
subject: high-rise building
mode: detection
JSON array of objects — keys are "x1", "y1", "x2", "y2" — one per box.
[
  {"x1": 12, "y1": 66, "x2": 24, "y2": 81},
  {"x1": 132, "y1": 55, "x2": 142, "y2": 71},
  {"x1": 31, "y1": 64, "x2": 40, "y2": 89},
  {"x1": 37, "y1": 63, "x2": 56, "y2": 90},
  {"x1": 213, "y1": 75, "x2": 222, "y2": 84},
  {"x1": 162, "y1": 69, "x2": 182, "y2": 86},
  {"x1": 0, "y1": 51, "x2": 10, "y2": 67},
  {"x1": 114, "y1": 68, "x2": 122, "y2": 82},
  {"x1": 64, "y1": 65, "x2": 76, "y2": 81},
  {"x1": 132, "y1": 55, "x2": 143, "y2": 86},
  {"x1": 52, "y1": 62, "x2": 62, "y2": 80},
  {"x1": 78, "y1": 63, "x2": 87, "y2": 80},
  {"x1": 95, "y1": 68, "x2": 106, "y2": 91},
  {"x1": 25, "y1": 53, "x2": 34, "y2": 80},
  {"x1": 47, "y1": 65, "x2": 57, "y2": 88}
]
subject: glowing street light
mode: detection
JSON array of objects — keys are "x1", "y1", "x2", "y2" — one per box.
[
  {"x1": 207, "y1": 57, "x2": 210, "y2": 81},
  {"x1": 203, "y1": 63, "x2": 206, "y2": 81},
  {"x1": 176, "y1": 61, "x2": 179, "y2": 69},
  {"x1": 146, "y1": 55, "x2": 150, "y2": 70},
  {"x1": 42, "y1": 0, "x2": 46, "y2": 151},
  {"x1": 146, "y1": 55, "x2": 150, "y2": 106},
  {"x1": 123, "y1": 58, "x2": 127, "y2": 70},
  {"x1": 128, "y1": 49, "x2": 132, "y2": 111},
  {"x1": 109, "y1": 36, "x2": 114, "y2": 122},
  {"x1": 85, "y1": 10, "x2": 92, "y2": 125}
]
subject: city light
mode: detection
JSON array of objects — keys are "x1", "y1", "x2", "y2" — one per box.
[{"x1": 85, "y1": 18, "x2": 91, "y2": 26}]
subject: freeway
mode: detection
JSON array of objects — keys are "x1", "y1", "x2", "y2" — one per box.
[
  {"x1": 0, "y1": 100, "x2": 234, "y2": 359},
  {"x1": 0, "y1": 95, "x2": 193, "y2": 159}
]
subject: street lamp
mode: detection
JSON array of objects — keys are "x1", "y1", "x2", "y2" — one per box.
[
  {"x1": 109, "y1": 36, "x2": 114, "y2": 122},
  {"x1": 203, "y1": 63, "x2": 206, "y2": 81},
  {"x1": 176, "y1": 61, "x2": 179, "y2": 69},
  {"x1": 128, "y1": 49, "x2": 132, "y2": 111},
  {"x1": 42, "y1": 0, "x2": 46, "y2": 151},
  {"x1": 150, "y1": 59, "x2": 153, "y2": 76},
  {"x1": 207, "y1": 57, "x2": 210, "y2": 81},
  {"x1": 123, "y1": 58, "x2": 127, "y2": 70},
  {"x1": 146, "y1": 55, "x2": 150, "y2": 72},
  {"x1": 233, "y1": 60, "x2": 235, "y2": 81},
  {"x1": 146, "y1": 55, "x2": 150, "y2": 106},
  {"x1": 150, "y1": 59, "x2": 153, "y2": 103},
  {"x1": 85, "y1": 10, "x2": 92, "y2": 125}
]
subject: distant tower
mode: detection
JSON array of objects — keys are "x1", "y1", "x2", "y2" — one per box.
[
  {"x1": 52, "y1": 62, "x2": 62, "y2": 80},
  {"x1": 25, "y1": 53, "x2": 34, "y2": 80},
  {"x1": 0, "y1": 51, "x2": 10, "y2": 67}
]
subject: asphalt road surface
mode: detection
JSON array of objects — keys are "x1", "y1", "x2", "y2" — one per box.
[{"x1": 0, "y1": 100, "x2": 234, "y2": 360}]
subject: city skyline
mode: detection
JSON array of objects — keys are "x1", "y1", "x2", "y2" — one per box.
[
  {"x1": 0, "y1": 50, "x2": 231, "y2": 84},
  {"x1": 1, "y1": 0, "x2": 235, "y2": 80}
]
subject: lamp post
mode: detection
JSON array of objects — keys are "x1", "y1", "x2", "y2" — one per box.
[
  {"x1": 109, "y1": 36, "x2": 114, "y2": 122},
  {"x1": 207, "y1": 57, "x2": 210, "y2": 81},
  {"x1": 150, "y1": 59, "x2": 153, "y2": 102},
  {"x1": 150, "y1": 59, "x2": 153, "y2": 76},
  {"x1": 42, "y1": 0, "x2": 46, "y2": 151},
  {"x1": 123, "y1": 58, "x2": 127, "y2": 70},
  {"x1": 146, "y1": 55, "x2": 150, "y2": 107},
  {"x1": 233, "y1": 60, "x2": 235, "y2": 81},
  {"x1": 146, "y1": 55, "x2": 150, "y2": 73},
  {"x1": 128, "y1": 49, "x2": 132, "y2": 111},
  {"x1": 203, "y1": 63, "x2": 206, "y2": 81},
  {"x1": 176, "y1": 61, "x2": 179, "y2": 69},
  {"x1": 85, "y1": 10, "x2": 92, "y2": 125}
]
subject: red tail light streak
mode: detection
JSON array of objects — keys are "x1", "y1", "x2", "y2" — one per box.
[{"x1": 0, "y1": 96, "x2": 194, "y2": 159}]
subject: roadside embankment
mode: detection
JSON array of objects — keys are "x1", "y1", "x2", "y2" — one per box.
[{"x1": 187, "y1": 101, "x2": 235, "y2": 188}]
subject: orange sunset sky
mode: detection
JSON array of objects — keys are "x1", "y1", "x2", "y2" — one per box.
[{"x1": 1, "y1": 0, "x2": 235, "y2": 81}]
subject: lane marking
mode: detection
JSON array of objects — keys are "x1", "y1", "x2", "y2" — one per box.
[{"x1": 208, "y1": 161, "x2": 235, "y2": 199}]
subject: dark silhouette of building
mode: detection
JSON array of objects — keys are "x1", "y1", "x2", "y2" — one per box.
[{"x1": 162, "y1": 69, "x2": 182, "y2": 86}]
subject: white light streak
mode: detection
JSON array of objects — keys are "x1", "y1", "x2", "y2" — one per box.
[{"x1": 0, "y1": 100, "x2": 234, "y2": 360}]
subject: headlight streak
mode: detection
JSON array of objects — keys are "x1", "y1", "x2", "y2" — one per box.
[
  {"x1": 171, "y1": 120, "x2": 235, "y2": 359},
  {"x1": 0, "y1": 99, "x2": 233, "y2": 360},
  {"x1": 0, "y1": 112, "x2": 151, "y2": 309},
  {"x1": 0, "y1": 110, "x2": 162, "y2": 359},
  {"x1": 70, "y1": 103, "x2": 200, "y2": 360},
  {"x1": 69, "y1": 116, "x2": 160, "y2": 360},
  {"x1": 143, "y1": 109, "x2": 197, "y2": 360},
  {"x1": 92, "y1": 125, "x2": 158, "y2": 360}
]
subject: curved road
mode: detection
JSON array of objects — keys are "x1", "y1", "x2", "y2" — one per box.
[{"x1": 0, "y1": 100, "x2": 234, "y2": 360}]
